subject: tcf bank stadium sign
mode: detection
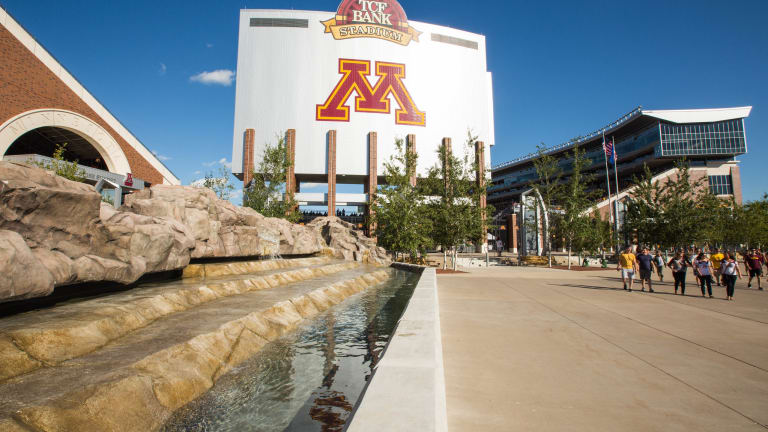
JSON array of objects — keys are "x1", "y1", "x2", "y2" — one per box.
[
  {"x1": 321, "y1": 0, "x2": 422, "y2": 46},
  {"x1": 318, "y1": 0, "x2": 426, "y2": 127}
]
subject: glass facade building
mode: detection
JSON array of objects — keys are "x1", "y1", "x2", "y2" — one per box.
[{"x1": 658, "y1": 119, "x2": 747, "y2": 157}]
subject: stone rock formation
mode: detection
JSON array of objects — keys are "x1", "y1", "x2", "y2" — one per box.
[
  {"x1": 0, "y1": 161, "x2": 388, "y2": 303},
  {"x1": 0, "y1": 162, "x2": 194, "y2": 301},
  {"x1": 120, "y1": 185, "x2": 325, "y2": 258},
  {"x1": 309, "y1": 216, "x2": 390, "y2": 265}
]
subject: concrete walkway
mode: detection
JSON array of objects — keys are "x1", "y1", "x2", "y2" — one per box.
[{"x1": 438, "y1": 266, "x2": 768, "y2": 431}]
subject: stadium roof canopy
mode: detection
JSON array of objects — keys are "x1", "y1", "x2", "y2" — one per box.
[{"x1": 493, "y1": 106, "x2": 752, "y2": 172}]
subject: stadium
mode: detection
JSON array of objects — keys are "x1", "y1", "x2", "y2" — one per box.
[
  {"x1": 489, "y1": 106, "x2": 752, "y2": 253},
  {"x1": 231, "y1": 0, "x2": 495, "y2": 221}
]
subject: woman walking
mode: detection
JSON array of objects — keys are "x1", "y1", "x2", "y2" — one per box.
[
  {"x1": 654, "y1": 251, "x2": 665, "y2": 282},
  {"x1": 667, "y1": 252, "x2": 690, "y2": 295},
  {"x1": 720, "y1": 252, "x2": 742, "y2": 301},
  {"x1": 696, "y1": 252, "x2": 714, "y2": 298}
]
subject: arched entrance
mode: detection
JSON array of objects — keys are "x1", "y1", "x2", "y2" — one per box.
[
  {"x1": 5, "y1": 126, "x2": 109, "y2": 170},
  {"x1": 0, "y1": 109, "x2": 131, "y2": 174}
]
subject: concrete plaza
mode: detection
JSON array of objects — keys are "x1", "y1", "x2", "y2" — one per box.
[{"x1": 438, "y1": 266, "x2": 768, "y2": 431}]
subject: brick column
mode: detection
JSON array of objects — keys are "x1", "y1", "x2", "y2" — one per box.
[
  {"x1": 442, "y1": 137, "x2": 452, "y2": 193},
  {"x1": 730, "y1": 165, "x2": 743, "y2": 205},
  {"x1": 285, "y1": 129, "x2": 297, "y2": 194},
  {"x1": 508, "y1": 214, "x2": 518, "y2": 254},
  {"x1": 406, "y1": 134, "x2": 417, "y2": 187},
  {"x1": 366, "y1": 132, "x2": 378, "y2": 238},
  {"x1": 242, "y1": 129, "x2": 255, "y2": 186},
  {"x1": 285, "y1": 129, "x2": 297, "y2": 214},
  {"x1": 327, "y1": 130, "x2": 337, "y2": 216},
  {"x1": 475, "y1": 141, "x2": 487, "y2": 250}
]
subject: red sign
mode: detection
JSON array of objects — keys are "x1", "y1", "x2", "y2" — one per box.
[
  {"x1": 317, "y1": 59, "x2": 426, "y2": 126},
  {"x1": 124, "y1": 173, "x2": 133, "y2": 187},
  {"x1": 321, "y1": 0, "x2": 421, "y2": 46}
]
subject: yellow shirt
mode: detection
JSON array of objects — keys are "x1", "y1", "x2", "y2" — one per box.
[
  {"x1": 710, "y1": 253, "x2": 724, "y2": 269},
  {"x1": 619, "y1": 253, "x2": 636, "y2": 269}
]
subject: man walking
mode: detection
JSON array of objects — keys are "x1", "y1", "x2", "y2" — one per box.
[
  {"x1": 745, "y1": 248, "x2": 765, "y2": 290},
  {"x1": 496, "y1": 238, "x2": 503, "y2": 257},
  {"x1": 636, "y1": 247, "x2": 655, "y2": 293},
  {"x1": 710, "y1": 248, "x2": 724, "y2": 286},
  {"x1": 617, "y1": 246, "x2": 638, "y2": 292}
]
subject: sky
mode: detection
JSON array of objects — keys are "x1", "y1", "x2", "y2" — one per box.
[{"x1": 2, "y1": 0, "x2": 767, "y2": 202}]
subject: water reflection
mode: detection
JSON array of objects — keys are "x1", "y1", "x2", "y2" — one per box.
[{"x1": 163, "y1": 269, "x2": 419, "y2": 432}]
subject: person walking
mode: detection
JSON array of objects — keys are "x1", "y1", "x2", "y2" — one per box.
[
  {"x1": 744, "y1": 248, "x2": 765, "y2": 290},
  {"x1": 617, "y1": 246, "x2": 638, "y2": 292},
  {"x1": 710, "y1": 248, "x2": 725, "y2": 286},
  {"x1": 720, "y1": 252, "x2": 742, "y2": 301},
  {"x1": 636, "y1": 247, "x2": 655, "y2": 292},
  {"x1": 496, "y1": 239, "x2": 503, "y2": 257},
  {"x1": 654, "y1": 250, "x2": 665, "y2": 282},
  {"x1": 696, "y1": 252, "x2": 714, "y2": 298},
  {"x1": 692, "y1": 250, "x2": 702, "y2": 287},
  {"x1": 667, "y1": 251, "x2": 690, "y2": 295}
]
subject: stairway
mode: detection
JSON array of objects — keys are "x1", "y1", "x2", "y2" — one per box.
[{"x1": 0, "y1": 257, "x2": 392, "y2": 432}]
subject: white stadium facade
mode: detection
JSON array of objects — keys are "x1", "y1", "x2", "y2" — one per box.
[{"x1": 231, "y1": 0, "x2": 494, "y2": 222}]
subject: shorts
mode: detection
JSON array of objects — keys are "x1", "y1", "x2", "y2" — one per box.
[
  {"x1": 749, "y1": 269, "x2": 763, "y2": 277},
  {"x1": 621, "y1": 269, "x2": 635, "y2": 280},
  {"x1": 639, "y1": 269, "x2": 652, "y2": 280}
]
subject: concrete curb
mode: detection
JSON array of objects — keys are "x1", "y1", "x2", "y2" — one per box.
[{"x1": 347, "y1": 267, "x2": 448, "y2": 432}]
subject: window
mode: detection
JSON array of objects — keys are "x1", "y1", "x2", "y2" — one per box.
[
  {"x1": 250, "y1": 18, "x2": 309, "y2": 28},
  {"x1": 660, "y1": 119, "x2": 746, "y2": 157},
  {"x1": 708, "y1": 175, "x2": 733, "y2": 196}
]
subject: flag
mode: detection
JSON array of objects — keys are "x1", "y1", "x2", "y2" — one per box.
[{"x1": 603, "y1": 138, "x2": 617, "y2": 165}]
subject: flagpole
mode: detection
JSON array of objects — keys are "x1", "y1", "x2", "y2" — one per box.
[
  {"x1": 612, "y1": 135, "x2": 621, "y2": 252},
  {"x1": 602, "y1": 131, "x2": 615, "y2": 252}
]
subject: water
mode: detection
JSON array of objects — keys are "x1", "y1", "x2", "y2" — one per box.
[{"x1": 162, "y1": 268, "x2": 420, "y2": 432}]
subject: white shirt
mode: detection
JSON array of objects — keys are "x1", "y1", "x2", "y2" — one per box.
[{"x1": 721, "y1": 260, "x2": 738, "y2": 276}]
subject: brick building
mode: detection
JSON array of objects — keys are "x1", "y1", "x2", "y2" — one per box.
[{"x1": 0, "y1": 6, "x2": 179, "y2": 193}]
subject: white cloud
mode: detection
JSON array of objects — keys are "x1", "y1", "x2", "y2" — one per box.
[
  {"x1": 206, "y1": 43, "x2": 214, "y2": 48},
  {"x1": 202, "y1": 158, "x2": 232, "y2": 169},
  {"x1": 158, "y1": 63, "x2": 167, "y2": 75},
  {"x1": 152, "y1": 150, "x2": 171, "y2": 161},
  {"x1": 194, "y1": 170, "x2": 201, "y2": 175},
  {"x1": 190, "y1": 69, "x2": 234, "y2": 86}
]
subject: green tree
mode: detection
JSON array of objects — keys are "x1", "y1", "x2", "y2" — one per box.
[
  {"x1": 201, "y1": 166, "x2": 236, "y2": 201},
  {"x1": 553, "y1": 145, "x2": 600, "y2": 268},
  {"x1": 622, "y1": 165, "x2": 664, "y2": 247},
  {"x1": 421, "y1": 131, "x2": 490, "y2": 269},
  {"x1": 371, "y1": 138, "x2": 433, "y2": 260},
  {"x1": 529, "y1": 143, "x2": 563, "y2": 266},
  {"x1": 32, "y1": 143, "x2": 86, "y2": 182},
  {"x1": 243, "y1": 134, "x2": 300, "y2": 222}
]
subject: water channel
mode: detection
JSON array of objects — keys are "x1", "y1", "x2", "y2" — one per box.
[{"x1": 162, "y1": 267, "x2": 421, "y2": 432}]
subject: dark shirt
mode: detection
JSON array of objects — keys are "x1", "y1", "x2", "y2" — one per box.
[
  {"x1": 746, "y1": 254, "x2": 765, "y2": 270},
  {"x1": 637, "y1": 254, "x2": 653, "y2": 271}
]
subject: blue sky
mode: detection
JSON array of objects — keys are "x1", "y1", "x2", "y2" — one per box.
[{"x1": 2, "y1": 0, "x2": 767, "y2": 201}]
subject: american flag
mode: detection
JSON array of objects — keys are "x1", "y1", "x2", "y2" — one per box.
[{"x1": 603, "y1": 138, "x2": 617, "y2": 164}]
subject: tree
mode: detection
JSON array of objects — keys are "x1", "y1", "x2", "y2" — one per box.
[
  {"x1": 243, "y1": 134, "x2": 300, "y2": 222},
  {"x1": 622, "y1": 165, "x2": 663, "y2": 247},
  {"x1": 421, "y1": 131, "x2": 490, "y2": 269},
  {"x1": 553, "y1": 145, "x2": 600, "y2": 268},
  {"x1": 623, "y1": 160, "x2": 719, "y2": 250},
  {"x1": 201, "y1": 166, "x2": 235, "y2": 201},
  {"x1": 32, "y1": 143, "x2": 86, "y2": 182},
  {"x1": 529, "y1": 143, "x2": 562, "y2": 266},
  {"x1": 371, "y1": 138, "x2": 433, "y2": 260}
]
